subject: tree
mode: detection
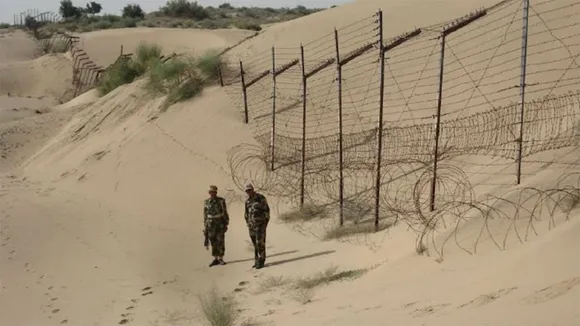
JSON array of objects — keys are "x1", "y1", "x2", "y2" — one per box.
[
  {"x1": 86, "y1": 1, "x2": 103, "y2": 15},
  {"x1": 24, "y1": 16, "x2": 40, "y2": 37},
  {"x1": 218, "y1": 3, "x2": 233, "y2": 9},
  {"x1": 161, "y1": 0, "x2": 209, "y2": 20},
  {"x1": 59, "y1": 0, "x2": 82, "y2": 19},
  {"x1": 122, "y1": 4, "x2": 145, "y2": 20}
]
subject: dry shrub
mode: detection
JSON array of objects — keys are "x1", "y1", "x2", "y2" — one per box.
[
  {"x1": 278, "y1": 204, "x2": 328, "y2": 223},
  {"x1": 197, "y1": 286, "x2": 241, "y2": 326}
]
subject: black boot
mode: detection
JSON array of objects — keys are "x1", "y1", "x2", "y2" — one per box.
[
  {"x1": 255, "y1": 259, "x2": 265, "y2": 269},
  {"x1": 209, "y1": 259, "x2": 219, "y2": 267}
]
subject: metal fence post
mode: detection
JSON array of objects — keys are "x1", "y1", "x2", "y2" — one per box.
[
  {"x1": 239, "y1": 61, "x2": 249, "y2": 124},
  {"x1": 271, "y1": 46, "x2": 277, "y2": 171},
  {"x1": 374, "y1": 10, "x2": 385, "y2": 230},
  {"x1": 300, "y1": 44, "x2": 307, "y2": 206},
  {"x1": 516, "y1": 0, "x2": 530, "y2": 184}
]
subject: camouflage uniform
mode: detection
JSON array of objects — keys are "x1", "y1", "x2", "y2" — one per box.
[
  {"x1": 204, "y1": 194, "x2": 229, "y2": 258},
  {"x1": 245, "y1": 189, "x2": 270, "y2": 268}
]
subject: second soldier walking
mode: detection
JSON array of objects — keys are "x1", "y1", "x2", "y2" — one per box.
[
  {"x1": 244, "y1": 183, "x2": 270, "y2": 269},
  {"x1": 203, "y1": 185, "x2": 229, "y2": 267}
]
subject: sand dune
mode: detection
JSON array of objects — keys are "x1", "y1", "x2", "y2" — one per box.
[
  {"x1": 0, "y1": 53, "x2": 74, "y2": 101},
  {"x1": 0, "y1": 29, "x2": 38, "y2": 63},
  {"x1": 1, "y1": 0, "x2": 580, "y2": 325}
]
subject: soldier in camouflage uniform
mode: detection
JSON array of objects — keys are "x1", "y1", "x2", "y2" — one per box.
[
  {"x1": 204, "y1": 185, "x2": 230, "y2": 267},
  {"x1": 244, "y1": 183, "x2": 270, "y2": 269}
]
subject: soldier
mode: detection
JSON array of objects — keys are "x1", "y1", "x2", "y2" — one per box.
[
  {"x1": 244, "y1": 183, "x2": 270, "y2": 269},
  {"x1": 203, "y1": 185, "x2": 229, "y2": 267}
]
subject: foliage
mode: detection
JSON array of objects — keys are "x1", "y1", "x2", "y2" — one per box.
[
  {"x1": 85, "y1": 1, "x2": 103, "y2": 15},
  {"x1": 41, "y1": 1, "x2": 324, "y2": 33},
  {"x1": 97, "y1": 58, "x2": 141, "y2": 95},
  {"x1": 194, "y1": 49, "x2": 223, "y2": 82},
  {"x1": 96, "y1": 43, "x2": 222, "y2": 111},
  {"x1": 122, "y1": 4, "x2": 145, "y2": 20},
  {"x1": 218, "y1": 3, "x2": 233, "y2": 10},
  {"x1": 59, "y1": 0, "x2": 83, "y2": 19},
  {"x1": 161, "y1": 0, "x2": 210, "y2": 20},
  {"x1": 0, "y1": 23, "x2": 10, "y2": 29}
]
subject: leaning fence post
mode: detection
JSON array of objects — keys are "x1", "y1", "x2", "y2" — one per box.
[
  {"x1": 239, "y1": 61, "x2": 249, "y2": 124},
  {"x1": 374, "y1": 10, "x2": 385, "y2": 231},
  {"x1": 218, "y1": 63, "x2": 224, "y2": 87},
  {"x1": 428, "y1": 10, "x2": 487, "y2": 211},
  {"x1": 516, "y1": 0, "x2": 530, "y2": 185},
  {"x1": 334, "y1": 28, "x2": 344, "y2": 226},
  {"x1": 429, "y1": 32, "x2": 446, "y2": 212},
  {"x1": 300, "y1": 44, "x2": 307, "y2": 206},
  {"x1": 271, "y1": 46, "x2": 277, "y2": 171}
]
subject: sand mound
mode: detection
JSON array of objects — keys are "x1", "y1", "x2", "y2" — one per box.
[
  {"x1": 0, "y1": 53, "x2": 74, "y2": 102},
  {"x1": 75, "y1": 27, "x2": 256, "y2": 67},
  {"x1": 0, "y1": 29, "x2": 38, "y2": 63}
]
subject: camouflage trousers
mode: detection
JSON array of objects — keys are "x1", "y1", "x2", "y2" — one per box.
[
  {"x1": 207, "y1": 227, "x2": 226, "y2": 257},
  {"x1": 248, "y1": 219, "x2": 268, "y2": 262}
]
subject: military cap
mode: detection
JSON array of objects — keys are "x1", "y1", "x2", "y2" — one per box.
[
  {"x1": 244, "y1": 183, "x2": 254, "y2": 191},
  {"x1": 209, "y1": 185, "x2": 218, "y2": 192}
]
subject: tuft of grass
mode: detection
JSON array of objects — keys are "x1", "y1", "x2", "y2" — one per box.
[
  {"x1": 163, "y1": 75, "x2": 204, "y2": 110},
  {"x1": 257, "y1": 275, "x2": 291, "y2": 293},
  {"x1": 96, "y1": 42, "x2": 224, "y2": 109},
  {"x1": 234, "y1": 22, "x2": 262, "y2": 31},
  {"x1": 198, "y1": 286, "x2": 241, "y2": 326},
  {"x1": 133, "y1": 42, "x2": 163, "y2": 75},
  {"x1": 97, "y1": 43, "x2": 162, "y2": 96},
  {"x1": 295, "y1": 266, "x2": 367, "y2": 289},
  {"x1": 278, "y1": 204, "x2": 328, "y2": 223},
  {"x1": 323, "y1": 219, "x2": 394, "y2": 240},
  {"x1": 289, "y1": 287, "x2": 314, "y2": 305},
  {"x1": 97, "y1": 58, "x2": 140, "y2": 96},
  {"x1": 195, "y1": 50, "x2": 224, "y2": 82}
]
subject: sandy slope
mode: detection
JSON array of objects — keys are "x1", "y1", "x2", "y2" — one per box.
[
  {"x1": 0, "y1": 53, "x2": 74, "y2": 101},
  {"x1": 1, "y1": 0, "x2": 580, "y2": 326},
  {"x1": 0, "y1": 29, "x2": 37, "y2": 63}
]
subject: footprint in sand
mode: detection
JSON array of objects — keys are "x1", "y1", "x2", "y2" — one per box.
[
  {"x1": 522, "y1": 277, "x2": 580, "y2": 305},
  {"x1": 411, "y1": 303, "x2": 450, "y2": 317},
  {"x1": 458, "y1": 287, "x2": 518, "y2": 308}
]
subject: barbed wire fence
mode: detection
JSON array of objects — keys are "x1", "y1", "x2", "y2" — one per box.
[
  {"x1": 222, "y1": 0, "x2": 580, "y2": 255},
  {"x1": 10, "y1": 1, "x2": 580, "y2": 256}
]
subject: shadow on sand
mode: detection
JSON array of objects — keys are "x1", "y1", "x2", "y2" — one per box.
[
  {"x1": 227, "y1": 250, "x2": 299, "y2": 264},
  {"x1": 265, "y1": 250, "x2": 336, "y2": 268}
]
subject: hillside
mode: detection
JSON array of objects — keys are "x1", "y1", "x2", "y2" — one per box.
[{"x1": 1, "y1": 0, "x2": 579, "y2": 325}]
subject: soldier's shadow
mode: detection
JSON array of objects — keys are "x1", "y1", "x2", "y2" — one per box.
[
  {"x1": 265, "y1": 250, "x2": 336, "y2": 268},
  {"x1": 226, "y1": 250, "x2": 299, "y2": 264}
]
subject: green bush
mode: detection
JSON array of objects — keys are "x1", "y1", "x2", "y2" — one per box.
[
  {"x1": 195, "y1": 50, "x2": 223, "y2": 81},
  {"x1": 97, "y1": 58, "x2": 141, "y2": 95},
  {"x1": 122, "y1": 4, "x2": 145, "y2": 20},
  {"x1": 234, "y1": 22, "x2": 261, "y2": 31},
  {"x1": 132, "y1": 43, "x2": 163, "y2": 75},
  {"x1": 161, "y1": 0, "x2": 210, "y2": 19},
  {"x1": 0, "y1": 23, "x2": 10, "y2": 29},
  {"x1": 94, "y1": 20, "x2": 112, "y2": 29},
  {"x1": 97, "y1": 43, "x2": 226, "y2": 110}
]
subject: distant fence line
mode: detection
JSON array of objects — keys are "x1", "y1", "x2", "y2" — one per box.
[{"x1": 219, "y1": 0, "x2": 580, "y2": 230}]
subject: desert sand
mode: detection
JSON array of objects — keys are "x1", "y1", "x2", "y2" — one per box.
[{"x1": 1, "y1": 0, "x2": 579, "y2": 325}]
